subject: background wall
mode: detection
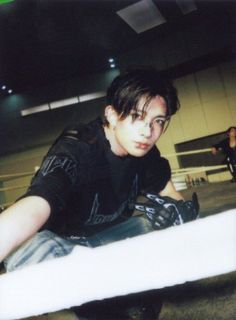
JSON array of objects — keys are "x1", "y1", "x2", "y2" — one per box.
[
  {"x1": 0, "y1": 69, "x2": 119, "y2": 156},
  {"x1": 157, "y1": 58, "x2": 236, "y2": 170}
]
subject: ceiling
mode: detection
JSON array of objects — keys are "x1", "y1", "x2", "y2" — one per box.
[{"x1": 0, "y1": 0, "x2": 235, "y2": 94}]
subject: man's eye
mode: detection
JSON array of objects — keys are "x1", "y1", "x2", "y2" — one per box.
[
  {"x1": 131, "y1": 113, "x2": 144, "y2": 121},
  {"x1": 155, "y1": 119, "x2": 166, "y2": 127}
]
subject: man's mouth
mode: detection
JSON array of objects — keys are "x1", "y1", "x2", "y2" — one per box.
[{"x1": 134, "y1": 142, "x2": 150, "y2": 149}]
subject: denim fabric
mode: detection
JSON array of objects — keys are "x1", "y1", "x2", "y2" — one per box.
[
  {"x1": 4, "y1": 230, "x2": 75, "y2": 272},
  {"x1": 84, "y1": 215, "x2": 153, "y2": 247},
  {"x1": 4, "y1": 215, "x2": 153, "y2": 272}
]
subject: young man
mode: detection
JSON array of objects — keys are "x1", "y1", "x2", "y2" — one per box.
[{"x1": 0, "y1": 68, "x2": 198, "y2": 319}]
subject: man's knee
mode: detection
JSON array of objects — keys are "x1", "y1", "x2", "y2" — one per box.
[{"x1": 4, "y1": 230, "x2": 74, "y2": 272}]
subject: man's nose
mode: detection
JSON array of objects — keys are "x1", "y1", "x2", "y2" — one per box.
[{"x1": 139, "y1": 122, "x2": 152, "y2": 137}]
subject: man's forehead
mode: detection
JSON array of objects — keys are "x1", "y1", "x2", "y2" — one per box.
[
  {"x1": 138, "y1": 94, "x2": 166, "y2": 107},
  {"x1": 137, "y1": 99, "x2": 167, "y2": 117}
]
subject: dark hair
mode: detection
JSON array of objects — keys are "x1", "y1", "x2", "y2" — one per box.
[
  {"x1": 226, "y1": 126, "x2": 236, "y2": 134},
  {"x1": 106, "y1": 67, "x2": 180, "y2": 122}
]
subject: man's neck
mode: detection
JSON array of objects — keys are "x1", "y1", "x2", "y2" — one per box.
[{"x1": 103, "y1": 125, "x2": 128, "y2": 157}]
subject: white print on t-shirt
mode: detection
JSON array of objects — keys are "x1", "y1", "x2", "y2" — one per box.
[
  {"x1": 85, "y1": 175, "x2": 138, "y2": 226},
  {"x1": 40, "y1": 155, "x2": 77, "y2": 183}
]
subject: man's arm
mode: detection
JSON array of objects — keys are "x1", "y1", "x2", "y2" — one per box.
[
  {"x1": 132, "y1": 180, "x2": 198, "y2": 229},
  {"x1": 0, "y1": 196, "x2": 51, "y2": 263},
  {"x1": 159, "y1": 180, "x2": 184, "y2": 200}
]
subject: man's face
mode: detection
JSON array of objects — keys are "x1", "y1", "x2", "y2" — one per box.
[{"x1": 109, "y1": 95, "x2": 168, "y2": 157}]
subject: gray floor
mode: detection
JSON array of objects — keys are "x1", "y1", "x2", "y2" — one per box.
[
  {"x1": 4, "y1": 181, "x2": 236, "y2": 319},
  {"x1": 182, "y1": 180, "x2": 236, "y2": 217}
]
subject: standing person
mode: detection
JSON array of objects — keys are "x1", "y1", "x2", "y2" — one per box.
[
  {"x1": 211, "y1": 126, "x2": 236, "y2": 182},
  {"x1": 0, "y1": 68, "x2": 199, "y2": 319}
]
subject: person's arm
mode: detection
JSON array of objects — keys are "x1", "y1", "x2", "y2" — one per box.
[
  {"x1": 159, "y1": 180, "x2": 184, "y2": 200},
  {"x1": 133, "y1": 180, "x2": 199, "y2": 229},
  {"x1": 0, "y1": 196, "x2": 51, "y2": 263},
  {"x1": 211, "y1": 139, "x2": 227, "y2": 155}
]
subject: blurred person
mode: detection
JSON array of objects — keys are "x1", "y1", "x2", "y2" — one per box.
[{"x1": 211, "y1": 126, "x2": 236, "y2": 183}]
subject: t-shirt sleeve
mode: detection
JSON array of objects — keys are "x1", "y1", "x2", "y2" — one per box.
[
  {"x1": 19, "y1": 135, "x2": 79, "y2": 215},
  {"x1": 141, "y1": 146, "x2": 171, "y2": 193}
]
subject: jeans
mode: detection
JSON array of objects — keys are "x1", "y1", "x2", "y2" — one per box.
[{"x1": 4, "y1": 215, "x2": 153, "y2": 272}]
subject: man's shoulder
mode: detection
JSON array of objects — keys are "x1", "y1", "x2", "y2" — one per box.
[
  {"x1": 47, "y1": 118, "x2": 105, "y2": 161},
  {"x1": 61, "y1": 118, "x2": 103, "y2": 144}
]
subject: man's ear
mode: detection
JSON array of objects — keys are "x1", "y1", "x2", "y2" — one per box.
[{"x1": 105, "y1": 105, "x2": 118, "y2": 128}]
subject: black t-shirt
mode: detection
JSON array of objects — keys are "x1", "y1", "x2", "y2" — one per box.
[{"x1": 23, "y1": 118, "x2": 171, "y2": 236}]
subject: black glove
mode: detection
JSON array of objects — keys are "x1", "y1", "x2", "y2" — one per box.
[
  {"x1": 129, "y1": 192, "x2": 199, "y2": 230},
  {"x1": 171, "y1": 192, "x2": 199, "y2": 224}
]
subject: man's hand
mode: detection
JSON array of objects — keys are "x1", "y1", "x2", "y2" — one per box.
[{"x1": 129, "y1": 192, "x2": 199, "y2": 230}]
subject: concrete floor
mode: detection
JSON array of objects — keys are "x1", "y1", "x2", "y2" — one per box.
[
  {"x1": 3, "y1": 181, "x2": 236, "y2": 320},
  {"x1": 181, "y1": 180, "x2": 236, "y2": 217}
]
